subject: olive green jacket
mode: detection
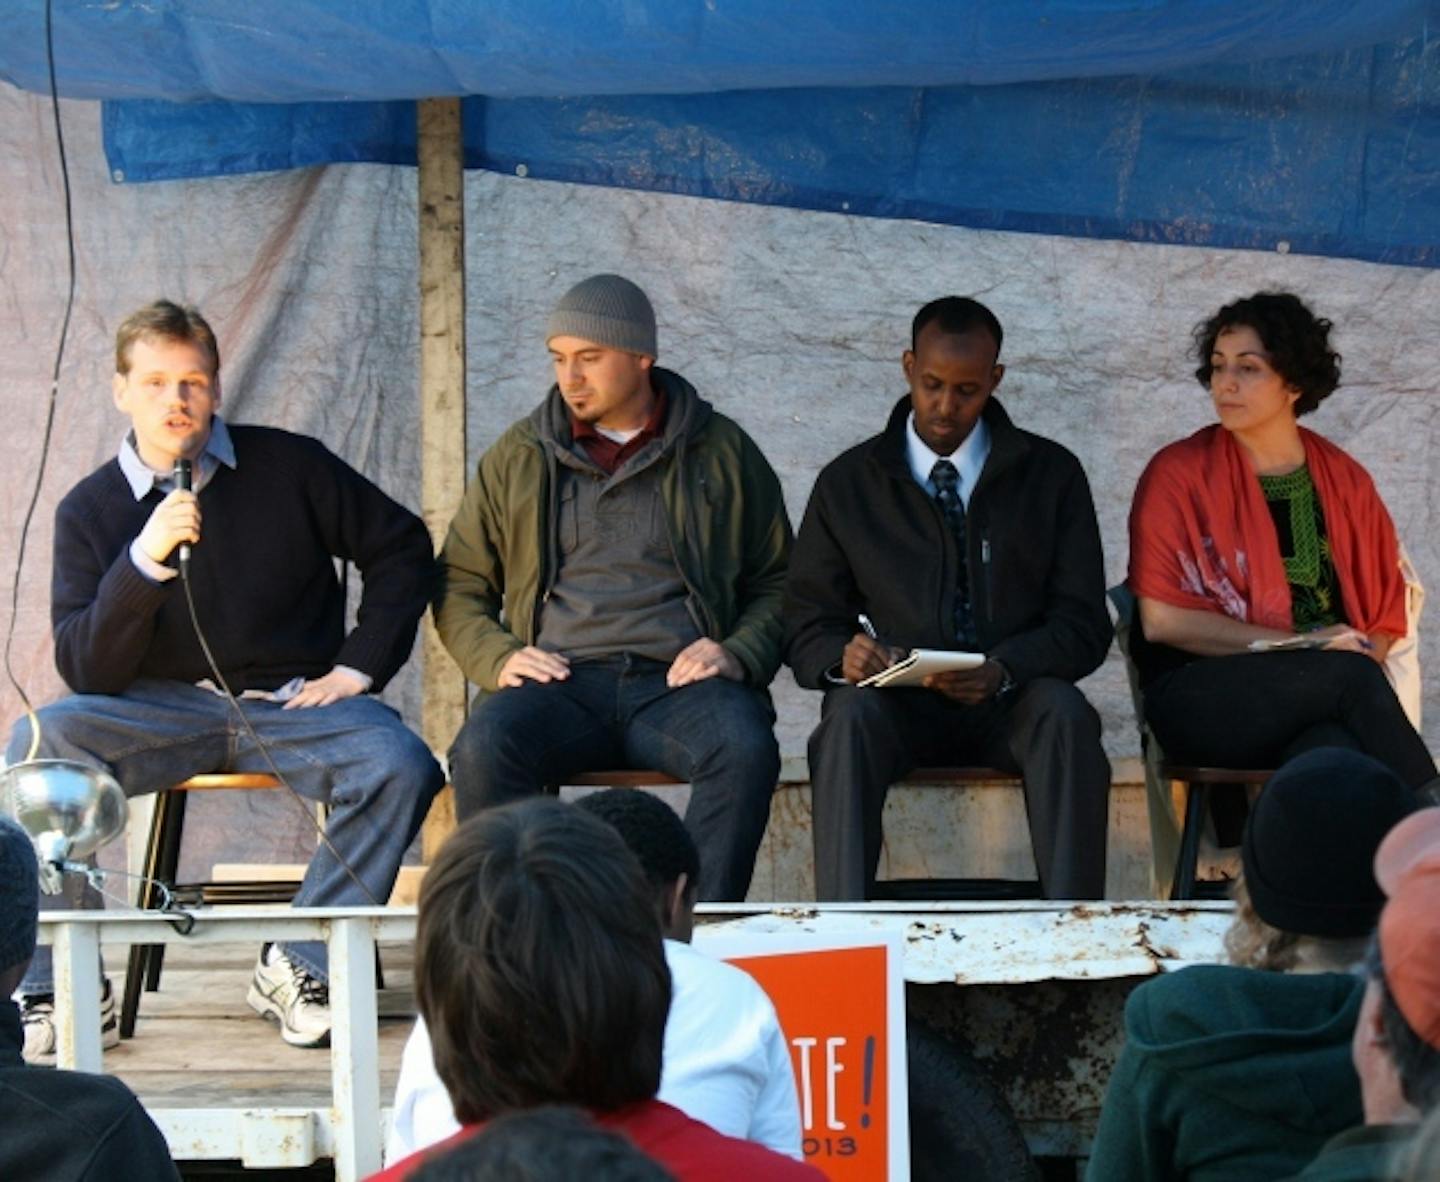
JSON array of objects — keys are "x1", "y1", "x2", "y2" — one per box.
[{"x1": 435, "y1": 369, "x2": 793, "y2": 693}]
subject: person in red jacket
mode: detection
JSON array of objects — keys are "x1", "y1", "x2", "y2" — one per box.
[{"x1": 372, "y1": 797, "x2": 821, "y2": 1182}]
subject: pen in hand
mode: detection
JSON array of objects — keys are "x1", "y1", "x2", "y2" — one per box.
[{"x1": 858, "y1": 613, "x2": 880, "y2": 642}]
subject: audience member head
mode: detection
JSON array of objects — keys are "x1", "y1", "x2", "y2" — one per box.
[
  {"x1": 0, "y1": 816, "x2": 39, "y2": 998},
  {"x1": 1352, "y1": 808, "x2": 1440, "y2": 1122},
  {"x1": 1191, "y1": 291, "x2": 1340, "y2": 416},
  {"x1": 1226, "y1": 749, "x2": 1415, "y2": 972},
  {"x1": 114, "y1": 299, "x2": 220, "y2": 378},
  {"x1": 415, "y1": 797, "x2": 671, "y2": 1126},
  {"x1": 575, "y1": 788, "x2": 701, "y2": 941},
  {"x1": 407, "y1": 1106, "x2": 676, "y2": 1182}
]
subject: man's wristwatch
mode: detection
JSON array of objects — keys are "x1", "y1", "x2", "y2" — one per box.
[{"x1": 990, "y1": 659, "x2": 1016, "y2": 700}]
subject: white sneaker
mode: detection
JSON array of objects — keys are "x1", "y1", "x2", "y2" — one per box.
[
  {"x1": 21, "y1": 979, "x2": 121, "y2": 1062},
  {"x1": 246, "y1": 945, "x2": 331, "y2": 1048}
]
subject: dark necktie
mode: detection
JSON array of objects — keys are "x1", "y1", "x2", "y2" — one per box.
[{"x1": 931, "y1": 459, "x2": 977, "y2": 647}]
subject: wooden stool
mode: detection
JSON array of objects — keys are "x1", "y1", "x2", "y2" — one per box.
[
  {"x1": 120, "y1": 773, "x2": 297, "y2": 1039},
  {"x1": 1157, "y1": 764, "x2": 1272, "y2": 900},
  {"x1": 552, "y1": 766, "x2": 1044, "y2": 901},
  {"x1": 871, "y1": 767, "x2": 1042, "y2": 901}
]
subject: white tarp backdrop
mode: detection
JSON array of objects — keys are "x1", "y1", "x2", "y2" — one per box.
[{"x1": 3, "y1": 84, "x2": 1437, "y2": 867}]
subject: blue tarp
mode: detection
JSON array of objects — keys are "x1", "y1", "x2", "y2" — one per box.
[
  {"x1": 2, "y1": 2, "x2": 1423, "y2": 101},
  {"x1": 4, "y1": 2, "x2": 1440, "y2": 266}
]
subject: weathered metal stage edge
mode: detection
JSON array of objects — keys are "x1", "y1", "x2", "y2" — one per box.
[{"x1": 38, "y1": 900, "x2": 1231, "y2": 1179}]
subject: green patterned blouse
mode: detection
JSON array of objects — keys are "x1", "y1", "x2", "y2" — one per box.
[{"x1": 1258, "y1": 465, "x2": 1345, "y2": 632}]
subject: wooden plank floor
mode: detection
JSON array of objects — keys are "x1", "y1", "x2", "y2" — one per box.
[{"x1": 99, "y1": 940, "x2": 420, "y2": 1116}]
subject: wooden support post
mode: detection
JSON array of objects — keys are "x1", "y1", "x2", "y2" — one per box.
[{"x1": 417, "y1": 98, "x2": 467, "y2": 861}]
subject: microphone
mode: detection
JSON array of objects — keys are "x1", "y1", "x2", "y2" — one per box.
[{"x1": 172, "y1": 458, "x2": 193, "y2": 572}]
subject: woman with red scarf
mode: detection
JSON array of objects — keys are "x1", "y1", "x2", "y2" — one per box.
[{"x1": 1127, "y1": 291, "x2": 1435, "y2": 791}]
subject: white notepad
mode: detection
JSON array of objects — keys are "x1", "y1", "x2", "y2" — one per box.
[{"x1": 858, "y1": 648, "x2": 986, "y2": 688}]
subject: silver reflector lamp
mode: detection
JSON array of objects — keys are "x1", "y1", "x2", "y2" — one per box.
[{"x1": 0, "y1": 759, "x2": 127, "y2": 893}]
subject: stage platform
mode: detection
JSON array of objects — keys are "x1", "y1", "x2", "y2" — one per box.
[
  {"x1": 101, "y1": 939, "x2": 418, "y2": 1122},
  {"x1": 37, "y1": 901, "x2": 1232, "y2": 1180}
]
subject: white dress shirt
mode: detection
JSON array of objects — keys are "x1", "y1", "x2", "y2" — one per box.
[
  {"x1": 904, "y1": 409, "x2": 990, "y2": 508},
  {"x1": 385, "y1": 938, "x2": 804, "y2": 1162}
]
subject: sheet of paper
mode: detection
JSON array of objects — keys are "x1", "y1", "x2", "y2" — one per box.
[
  {"x1": 1246, "y1": 635, "x2": 1330, "y2": 653},
  {"x1": 859, "y1": 648, "x2": 985, "y2": 688}
]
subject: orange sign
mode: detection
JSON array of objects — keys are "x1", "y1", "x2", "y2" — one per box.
[{"x1": 722, "y1": 939, "x2": 907, "y2": 1181}]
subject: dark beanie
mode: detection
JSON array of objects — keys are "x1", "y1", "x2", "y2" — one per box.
[
  {"x1": 0, "y1": 815, "x2": 39, "y2": 974},
  {"x1": 1243, "y1": 747, "x2": 1417, "y2": 938},
  {"x1": 545, "y1": 274, "x2": 657, "y2": 358}
]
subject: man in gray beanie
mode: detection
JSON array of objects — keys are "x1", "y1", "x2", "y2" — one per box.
[
  {"x1": 435, "y1": 274, "x2": 792, "y2": 899},
  {"x1": 0, "y1": 815, "x2": 179, "y2": 1179}
]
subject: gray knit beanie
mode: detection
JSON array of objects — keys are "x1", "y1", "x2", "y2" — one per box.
[
  {"x1": 0, "y1": 815, "x2": 39, "y2": 974},
  {"x1": 545, "y1": 274, "x2": 658, "y2": 359}
]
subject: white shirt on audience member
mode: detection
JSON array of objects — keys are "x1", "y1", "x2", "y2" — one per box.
[{"x1": 385, "y1": 938, "x2": 803, "y2": 1162}]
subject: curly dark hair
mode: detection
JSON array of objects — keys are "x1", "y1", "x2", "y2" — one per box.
[
  {"x1": 576, "y1": 788, "x2": 701, "y2": 903},
  {"x1": 1192, "y1": 291, "x2": 1341, "y2": 417}
]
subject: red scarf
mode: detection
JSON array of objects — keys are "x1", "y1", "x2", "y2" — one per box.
[{"x1": 1128, "y1": 424, "x2": 1405, "y2": 637}]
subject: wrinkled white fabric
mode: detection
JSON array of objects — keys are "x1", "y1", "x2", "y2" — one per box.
[{"x1": 3, "y1": 80, "x2": 1438, "y2": 812}]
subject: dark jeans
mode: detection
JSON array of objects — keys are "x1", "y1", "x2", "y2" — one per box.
[
  {"x1": 1144, "y1": 650, "x2": 1437, "y2": 789},
  {"x1": 807, "y1": 678, "x2": 1111, "y2": 901},
  {"x1": 448, "y1": 655, "x2": 780, "y2": 901}
]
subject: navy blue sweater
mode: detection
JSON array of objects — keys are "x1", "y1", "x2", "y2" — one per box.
[{"x1": 52, "y1": 426, "x2": 433, "y2": 695}]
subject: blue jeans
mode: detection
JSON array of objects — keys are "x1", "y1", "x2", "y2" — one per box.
[
  {"x1": 7, "y1": 679, "x2": 443, "y2": 990},
  {"x1": 448, "y1": 655, "x2": 779, "y2": 900}
]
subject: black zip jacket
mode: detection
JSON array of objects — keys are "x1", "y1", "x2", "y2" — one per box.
[{"x1": 783, "y1": 396, "x2": 1112, "y2": 690}]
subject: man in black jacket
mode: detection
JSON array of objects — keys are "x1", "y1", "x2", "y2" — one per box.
[{"x1": 783, "y1": 297, "x2": 1112, "y2": 900}]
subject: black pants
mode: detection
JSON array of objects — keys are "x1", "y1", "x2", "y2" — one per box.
[
  {"x1": 807, "y1": 678, "x2": 1111, "y2": 901},
  {"x1": 1143, "y1": 650, "x2": 1436, "y2": 789}
]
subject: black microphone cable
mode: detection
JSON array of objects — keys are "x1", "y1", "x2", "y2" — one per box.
[{"x1": 3, "y1": 0, "x2": 77, "y2": 764}]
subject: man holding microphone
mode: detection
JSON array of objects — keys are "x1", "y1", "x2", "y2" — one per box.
[{"x1": 4, "y1": 300, "x2": 441, "y2": 1054}]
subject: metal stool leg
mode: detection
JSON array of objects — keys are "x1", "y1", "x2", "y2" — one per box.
[
  {"x1": 121, "y1": 791, "x2": 177, "y2": 1039},
  {"x1": 142, "y1": 790, "x2": 187, "y2": 992},
  {"x1": 1171, "y1": 781, "x2": 1210, "y2": 901}
]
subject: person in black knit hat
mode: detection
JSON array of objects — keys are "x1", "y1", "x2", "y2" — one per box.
[
  {"x1": 1238, "y1": 748, "x2": 1417, "y2": 946},
  {"x1": 1087, "y1": 747, "x2": 1421, "y2": 1182}
]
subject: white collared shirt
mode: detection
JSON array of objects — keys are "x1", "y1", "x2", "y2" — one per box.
[
  {"x1": 905, "y1": 410, "x2": 990, "y2": 507},
  {"x1": 118, "y1": 414, "x2": 237, "y2": 502}
]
